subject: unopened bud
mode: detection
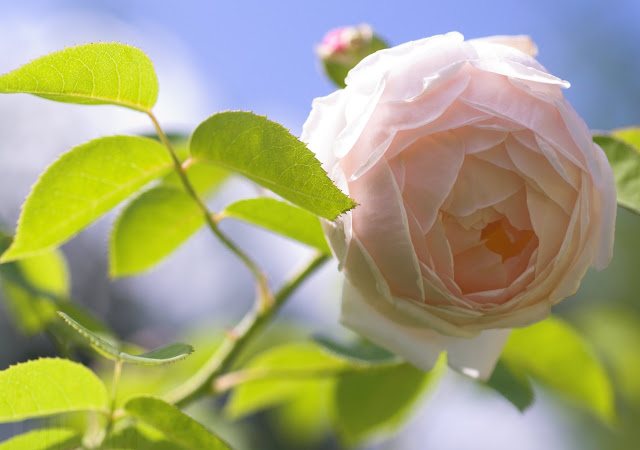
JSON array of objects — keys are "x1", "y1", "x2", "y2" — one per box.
[{"x1": 316, "y1": 24, "x2": 388, "y2": 88}]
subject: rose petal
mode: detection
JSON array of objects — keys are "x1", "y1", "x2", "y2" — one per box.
[
  {"x1": 425, "y1": 213, "x2": 455, "y2": 281},
  {"x1": 343, "y1": 235, "x2": 392, "y2": 303},
  {"x1": 469, "y1": 57, "x2": 570, "y2": 88},
  {"x1": 473, "y1": 142, "x2": 519, "y2": 173},
  {"x1": 348, "y1": 158, "x2": 424, "y2": 300},
  {"x1": 590, "y1": 142, "x2": 617, "y2": 269},
  {"x1": 340, "y1": 280, "x2": 446, "y2": 373},
  {"x1": 548, "y1": 187, "x2": 593, "y2": 302},
  {"x1": 444, "y1": 328, "x2": 511, "y2": 380},
  {"x1": 453, "y1": 127, "x2": 508, "y2": 154},
  {"x1": 492, "y1": 188, "x2": 533, "y2": 231},
  {"x1": 420, "y1": 262, "x2": 466, "y2": 306},
  {"x1": 346, "y1": 32, "x2": 467, "y2": 100},
  {"x1": 509, "y1": 77, "x2": 566, "y2": 106},
  {"x1": 385, "y1": 100, "x2": 489, "y2": 161},
  {"x1": 461, "y1": 300, "x2": 551, "y2": 330},
  {"x1": 526, "y1": 185, "x2": 570, "y2": 273},
  {"x1": 442, "y1": 155, "x2": 524, "y2": 217},
  {"x1": 345, "y1": 32, "x2": 464, "y2": 90},
  {"x1": 464, "y1": 260, "x2": 536, "y2": 307},
  {"x1": 334, "y1": 77, "x2": 387, "y2": 160},
  {"x1": 454, "y1": 244, "x2": 507, "y2": 293},
  {"x1": 471, "y1": 35, "x2": 539, "y2": 57},
  {"x1": 454, "y1": 207, "x2": 502, "y2": 231},
  {"x1": 400, "y1": 131, "x2": 465, "y2": 232},
  {"x1": 444, "y1": 216, "x2": 483, "y2": 256},
  {"x1": 460, "y1": 69, "x2": 589, "y2": 170},
  {"x1": 344, "y1": 73, "x2": 471, "y2": 181},
  {"x1": 321, "y1": 213, "x2": 351, "y2": 270},
  {"x1": 301, "y1": 90, "x2": 345, "y2": 170},
  {"x1": 506, "y1": 136, "x2": 578, "y2": 215}
]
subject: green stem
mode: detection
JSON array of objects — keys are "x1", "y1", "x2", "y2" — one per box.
[
  {"x1": 213, "y1": 362, "x2": 399, "y2": 394},
  {"x1": 147, "y1": 112, "x2": 271, "y2": 305},
  {"x1": 165, "y1": 252, "x2": 330, "y2": 407},
  {"x1": 102, "y1": 359, "x2": 123, "y2": 445}
]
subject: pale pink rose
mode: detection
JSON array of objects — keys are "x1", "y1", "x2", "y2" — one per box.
[{"x1": 302, "y1": 32, "x2": 616, "y2": 379}]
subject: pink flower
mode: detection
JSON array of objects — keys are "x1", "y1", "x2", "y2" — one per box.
[{"x1": 302, "y1": 32, "x2": 616, "y2": 379}]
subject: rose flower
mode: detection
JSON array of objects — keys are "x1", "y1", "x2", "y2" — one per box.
[{"x1": 302, "y1": 32, "x2": 616, "y2": 379}]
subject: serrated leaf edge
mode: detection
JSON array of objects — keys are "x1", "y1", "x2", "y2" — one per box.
[
  {"x1": 188, "y1": 110, "x2": 358, "y2": 219},
  {"x1": 0, "y1": 42, "x2": 158, "y2": 113}
]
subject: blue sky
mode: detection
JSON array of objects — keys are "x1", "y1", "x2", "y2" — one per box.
[{"x1": 6, "y1": 0, "x2": 640, "y2": 134}]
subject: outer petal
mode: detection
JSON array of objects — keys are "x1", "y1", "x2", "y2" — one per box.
[
  {"x1": 341, "y1": 279, "x2": 444, "y2": 372},
  {"x1": 346, "y1": 32, "x2": 467, "y2": 99},
  {"x1": 471, "y1": 35, "x2": 539, "y2": 57},
  {"x1": 444, "y1": 328, "x2": 511, "y2": 380},
  {"x1": 348, "y1": 158, "x2": 424, "y2": 300},
  {"x1": 341, "y1": 279, "x2": 509, "y2": 380},
  {"x1": 301, "y1": 90, "x2": 345, "y2": 171},
  {"x1": 591, "y1": 142, "x2": 616, "y2": 269}
]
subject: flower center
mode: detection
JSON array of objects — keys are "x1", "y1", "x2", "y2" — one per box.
[{"x1": 481, "y1": 218, "x2": 534, "y2": 263}]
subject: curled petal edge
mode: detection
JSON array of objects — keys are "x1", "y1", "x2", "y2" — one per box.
[{"x1": 471, "y1": 35, "x2": 539, "y2": 57}]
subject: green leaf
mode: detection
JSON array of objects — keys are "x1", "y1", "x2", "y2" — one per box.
[
  {"x1": 0, "y1": 43, "x2": 158, "y2": 112},
  {"x1": 0, "y1": 428, "x2": 82, "y2": 450},
  {"x1": 132, "y1": 344, "x2": 195, "y2": 365},
  {"x1": 0, "y1": 248, "x2": 69, "y2": 298},
  {"x1": 272, "y1": 381, "x2": 334, "y2": 446},
  {"x1": 110, "y1": 186, "x2": 205, "y2": 277},
  {"x1": 8, "y1": 249, "x2": 69, "y2": 297},
  {"x1": 55, "y1": 302, "x2": 115, "y2": 340},
  {"x1": 332, "y1": 360, "x2": 444, "y2": 446},
  {"x1": 0, "y1": 136, "x2": 173, "y2": 262},
  {"x1": 574, "y1": 306, "x2": 640, "y2": 403},
  {"x1": 125, "y1": 396, "x2": 230, "y2": 449},
  {"x1": 57, "y1": 312, "x2": 193, "y2": 365},
  {"x1": 593, "y1": 133, "x2": 640, "y2": 214},
  {"x1": 613, "y1": 127, "x2": 640, "y2": 149},
  {"x1": 226, "y1": 342, "x2": 348, "y2": 419},
  {"x1": 221, "y1": 198, "x2": 331, "y2": 253},
  {"x1": 102, "y1": 423, "x2": 183, "y2": 450},
  {"x1": 0, "y1": 248, "x2": 69, "y2": 334},
  {"x1": 313, "y1": 335, "x2": 400, "y2": 365},
  {"x1": 189, "y1": 111, "x2": 356, "y2": 219},
  {"x1": 0, "y1": 358, "x2": 108, "y2": 423},
  {"x1": 485, "y1": 359, "x2": 534, "y2": 412},
  {"x1": 502, "y1": 316, "x2": 615, "y2": 424}
]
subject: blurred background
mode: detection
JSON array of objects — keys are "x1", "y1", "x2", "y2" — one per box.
[{"x1": 0, "y1": 0, "x2": 639, "y2": 448}]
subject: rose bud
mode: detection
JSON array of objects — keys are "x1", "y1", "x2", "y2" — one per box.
[
  {"x1": 302, "y1": 32, "x2": 616, "y2": 379},
  {"x1": 316, "y1": 24, "x2": 388, "y2": 88}
]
